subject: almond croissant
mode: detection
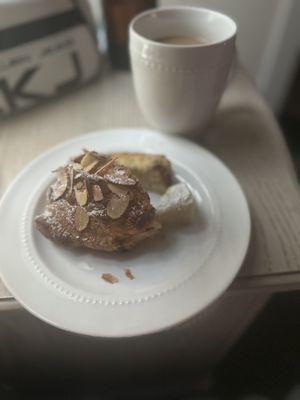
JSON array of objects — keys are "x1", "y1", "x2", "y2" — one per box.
[{"x1": 35, "y1": 151, "x2": 161, "y2": 252}]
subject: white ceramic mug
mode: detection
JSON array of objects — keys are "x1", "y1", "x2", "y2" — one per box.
[{"x1": 129, "y1": 6, "x2": 237, "y2": 135}]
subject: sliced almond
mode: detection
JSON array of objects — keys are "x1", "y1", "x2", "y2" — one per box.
[
  {"x1": 74, "y1": 206, "x2": 89, "y2": 231},
  {"x1": 107, "y1": 194, "x2": 129, "y2": 219},
  {"x1": 51, "y1": 169, "x2": 68, "y2": 200},
  {"x1": 75, "y1": 188, "x2": 88, "y2": 206},
  {"x1": 72, "y1": 162, "x2": 83, "y2": 172},
  {"x1": 80, "y1": 152, "x2": 98, "y2": 171},
  {"x1": 95, "y1": 158, "x2": 116, "y2": 176},
  {"x1": 124, "y1": 268, "x2": 135, "y2": 280},
  {"x1": 101, "y1": 273, "x2": 119, "y2": 284},
  {"x1": 92, "y1": 185, "x2": 103, "y2": 202},
  {"x1": 57, "y1": 168, "x2": 68, "y2": 183},
  {"x1": 84, "y1": 159, "x2": 100, "y2": 173},
  {"x1": 104, "y1": 166, "x2": 137, "y2": 186},
  {"x1": 89, "y1": 151, "x2": 108, "y2": 162},
  {"x1": 71, "y1": 153, "x2": 84, "y2": 163},
  {"x1": 74, "y1": 181, "x2": 88, "y2": 206},
  {"x1": 107, "y1": 183, "x2": 128, "y2": 196},
  {"x1": 76, "y1": 181, "x2": 84, "y2": 190},
  {"x1": 51, "y1": 182, "x2": 67, "y2": 201}
]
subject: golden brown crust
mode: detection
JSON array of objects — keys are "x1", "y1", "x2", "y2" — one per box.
[
  {"x1": 113, "y1": 153, "x2": 172, "y2": 194},
  {"x1": 35, "y1": 151, "x2": 161, "y2": 252}
]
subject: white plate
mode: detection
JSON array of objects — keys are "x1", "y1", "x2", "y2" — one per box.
[{"x1": 0, "y1": 129, "x2": 250, "y2": 337}]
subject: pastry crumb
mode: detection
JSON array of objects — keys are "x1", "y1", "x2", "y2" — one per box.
[
  {"x1": 101, "y1": 273, "x2": 119, "y2": 284},
  {"x1": 124, "y1": 268, "x2": 135, "y2": 280}
]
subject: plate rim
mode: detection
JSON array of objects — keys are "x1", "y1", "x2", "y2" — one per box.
[{"x1": 0, "y1": 128, "x2": 251, "y2": 337}]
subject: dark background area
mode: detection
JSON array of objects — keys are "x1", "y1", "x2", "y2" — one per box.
[
  {"x1": 215, "y1": 290, "x2": 300, "y2": 400},
  {"x1": 0, "y1": 291, "x2": 299, "y2": 399}
]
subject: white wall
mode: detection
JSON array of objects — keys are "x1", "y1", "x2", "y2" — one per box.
[
  {"x1": 259, "y1": 0, "x2": 300, "y2": 113},
  {"x1": 160, "y1": 0, "x2": 279, "y2": 80},
  {"x1": 159, "y1": 0, "x2": 299, "y2": 113}
]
